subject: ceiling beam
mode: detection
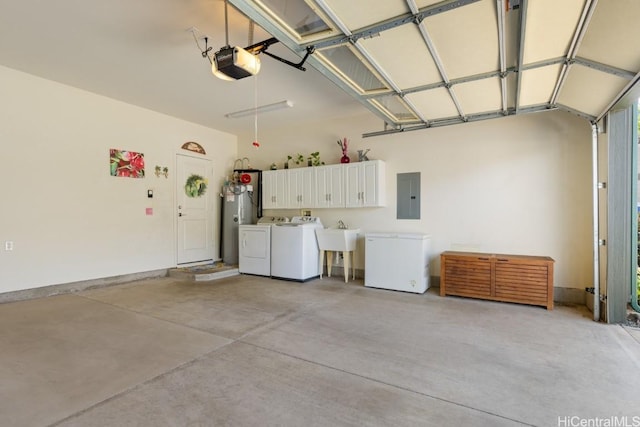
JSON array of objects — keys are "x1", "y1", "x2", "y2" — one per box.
[
  {"x1": 596, "y1": 69, "x2": 640, "y2": 123},
  {"x1": 497, "y1": 0, "x2": 508, "y2": 114},
  {"x1": 362, "y1": 104, "x2": 557, "y2": 138},
  {"x1": 549, "y1": 0, "x2": 598, "y2": 105},
  {"x1": 365, "y1": 58, "x2": 571, "y2": 101},
  {"x1": 314, "y1": 0, "x2": 425, "y2": 123},
  {"x1": 228, "y1": 0, "x2": 398, "y2": 127},
  {"x1": 306, "y1": 0, "x2": 482, "y2": 51},
  {"x1": 403, "y1": 0, "x2": 467, "y2": 121},
  {"x1": 555, "y1": 103, "x2": 597, "y2": 122},
  {"x1": 376, "y1": 57, "x2": 565, "y2": 101},
  {"x1": 514, "y1": 0, "x2": 528, "y2": 113},
  {"x1": 521, "y1": 57, "x2": 566, "y2": 71},
  {"x1": 572, "y1": 57, "x2": 636, "y2": 80}
]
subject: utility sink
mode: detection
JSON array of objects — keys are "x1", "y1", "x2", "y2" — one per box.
[
  {"x1": 315, "y1": 228, "x2": 360, "y2": 282},
  {"x1": 315, "y1": 228, "x2": 360, "y2": 252}
]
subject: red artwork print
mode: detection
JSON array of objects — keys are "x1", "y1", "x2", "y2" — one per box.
[{"x1": 110, "y1": 149, "x2": 145, "y2": 178}]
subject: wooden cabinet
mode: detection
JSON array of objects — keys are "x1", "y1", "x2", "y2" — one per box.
[
  {"x1": 315, "y1": 164, "x2": 344, "y2": 208},
  {"x1": 345, "y1": 160, "x2": 385, "y2": 207},
  {"x1": 261, "y1": 170, "x2": 288, "y2": 209},
  {"x1": 440, "y1": 251, "x2": 554, "y2": 310}
]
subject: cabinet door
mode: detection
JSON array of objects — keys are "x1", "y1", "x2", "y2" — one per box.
[
  {"x1": 344, "y1": 163, "x2": 361, "y2": 207},
  {"x1": 288, "y1": 168, "x2": 316, "y2": 208},
  {"x1": 361, "y1": 161, "x2": 383, "y2": 207},
  {"x1": 494, "y1": 258, "x2": 550, "y2": 307},
  {"x1": 262, "y1": 170, "x2": 288, "y2": 209},
  {"x1": 316, "y1": 165, "x2": 343, "y2": 208},
  {"x1": 442, "y1": 254, "x2": 492, "y2": 298},
  {"x1": 345, "y1": 161, "x2": 385, "y2": 208}
]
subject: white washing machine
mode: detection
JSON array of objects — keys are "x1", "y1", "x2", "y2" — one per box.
[
  {"x1": 271, "y1": 216, "x2": 323, "y2": 281},
  {"x1": 238, "y1": 216, "x2": 289, "y2": 276}
]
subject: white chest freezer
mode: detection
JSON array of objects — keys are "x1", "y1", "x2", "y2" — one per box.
[{"x1": 364, "y1": 232, "x2": 431, "y2": 294}]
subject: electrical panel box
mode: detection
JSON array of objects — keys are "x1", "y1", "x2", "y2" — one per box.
[{"x1": 397, "y1": 172, "x2": 420, "y2": 219}]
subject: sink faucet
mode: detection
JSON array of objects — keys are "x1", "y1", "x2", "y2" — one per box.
[{"x1": 337, "y1": 220, "x2": 347, "y2": 229}]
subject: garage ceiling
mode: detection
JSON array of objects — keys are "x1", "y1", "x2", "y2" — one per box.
[
  {"x1": 230, "y1": 0, "x2": 640, "y2": 136},
  {"x1": 1, "y1": 0, "x2": 639, "y2": 138}
]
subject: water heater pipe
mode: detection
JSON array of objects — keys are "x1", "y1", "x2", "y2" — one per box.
[{"x1": 591, "y1": 122, "x2": 601, "y2": 322}]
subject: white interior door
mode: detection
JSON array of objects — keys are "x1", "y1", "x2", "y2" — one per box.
[{"x1": 176, "y1": 154, "x2": 213, "y2": 265}]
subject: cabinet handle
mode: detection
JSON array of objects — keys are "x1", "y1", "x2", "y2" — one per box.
[
  {"x1": 478, "y1": 257, "x2": 489, "y2": 260},
  {"x1": 497, "y1": 258, "x2": 509, "y2": 262}
]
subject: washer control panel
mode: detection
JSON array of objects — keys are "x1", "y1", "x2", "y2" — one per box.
[
  {"x1": 257, "y1": 216, "x2": 290, "y2": 224},
  {"x1": 291, "y1": 216, "x2": 322, "y2": 224}
]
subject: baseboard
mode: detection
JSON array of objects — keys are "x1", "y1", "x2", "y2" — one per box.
[
  {"x1": 0, "y1": 269, "x2": 168, "y2": 304},
  {"x1": 553, "y1": 287, "x2": 586, "y2": 306},
  {"x1": 430, "y1": 276, "x2": 585, "y2": 305}
]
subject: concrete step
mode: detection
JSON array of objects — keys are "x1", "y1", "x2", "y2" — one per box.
[{"x1": 168, "y1": 262, "x2": 239, "y2": 282}]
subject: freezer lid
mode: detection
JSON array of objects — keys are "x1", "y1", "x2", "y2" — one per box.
[{"x1": 365, "y1": 232, "x2": 431, "y2": 240}]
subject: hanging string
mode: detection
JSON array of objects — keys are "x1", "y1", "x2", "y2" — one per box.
[
  {"x1": 252, "y1": 74, "x2": 260, "y2": 149},
  {"x1": 223, "y1": 0, "x2": 230, "y2": 47}
]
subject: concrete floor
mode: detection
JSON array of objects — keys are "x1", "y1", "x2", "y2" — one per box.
[{"x1": 1, "y1": 275, "x2": 639, "y2": 427}]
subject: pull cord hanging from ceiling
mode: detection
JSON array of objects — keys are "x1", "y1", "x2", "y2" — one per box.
[{"x1": 252, "y1": 74, "x2": 260, "y2": 149}]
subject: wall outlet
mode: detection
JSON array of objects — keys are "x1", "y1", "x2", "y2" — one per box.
[{"x1": 5, "y1": 241, "x2": 14, "y2": 251}]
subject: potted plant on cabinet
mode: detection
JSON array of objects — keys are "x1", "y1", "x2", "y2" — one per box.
[{"x1": 309, "y1": 152, "x2": 324, "y2": 166}]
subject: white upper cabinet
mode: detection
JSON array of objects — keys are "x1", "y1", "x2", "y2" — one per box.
[
  {"x1": 315, "y1": 164, "x2": 344, "y2": 208},
  {"x1": 262, "y1": 169, "x2": 288, "y2": 209},
  {"x1": 345, "y1": 160, "x2": 385, "y2": 207},
  {"x1": 261, "y1": 161, "x2": 384, "y2": 210},
  {"x1": 288, "y1": 167, "x2": 316, "y2": 208}
]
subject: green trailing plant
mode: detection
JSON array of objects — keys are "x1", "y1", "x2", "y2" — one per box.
[
  {"x1": 309, "y1": 152, "x2": 324, "y2": 166},
  {"x1": 295, "y1": 153, "x2": 305, "y2": 165}
]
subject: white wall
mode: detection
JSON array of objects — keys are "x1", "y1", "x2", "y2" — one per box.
[
  {"x1": 0, "y1": 64, "x2": 594, "y2": 293},
  {"x1": 238, "y1": 110, "x2": 593, "y2": 289},
  {"x1": 0, "y1": 66, "x2": 237, "y2": 293}
]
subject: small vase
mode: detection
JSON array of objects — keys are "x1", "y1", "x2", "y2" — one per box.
[{"x1": 340, "y1": 154, "x2": 350, "y2": 163}]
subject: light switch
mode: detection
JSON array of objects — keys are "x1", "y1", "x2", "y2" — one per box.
[{"x1": 147, "y1": 189, "x2": 153, "y2": 198}]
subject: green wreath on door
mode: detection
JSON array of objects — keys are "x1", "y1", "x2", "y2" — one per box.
[{"x1": 184, "y1": 174, "x2": 208, "y2": 198}]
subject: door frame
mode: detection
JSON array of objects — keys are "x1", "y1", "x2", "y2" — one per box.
[{"x1": 175, "y1": 152, "x2": 214, "y2": 266}]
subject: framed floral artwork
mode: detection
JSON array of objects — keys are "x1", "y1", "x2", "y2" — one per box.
[{"x1": 110, "y1": 149, "x2": 145, "y2": 178}]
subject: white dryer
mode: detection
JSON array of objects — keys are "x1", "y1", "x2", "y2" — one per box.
[
  {"x1": 238, "y1": 216, "x2": 289, "y2": 276},
  {"x1": 271, "y1": 216, "x2": 323, "y2": 281}
]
